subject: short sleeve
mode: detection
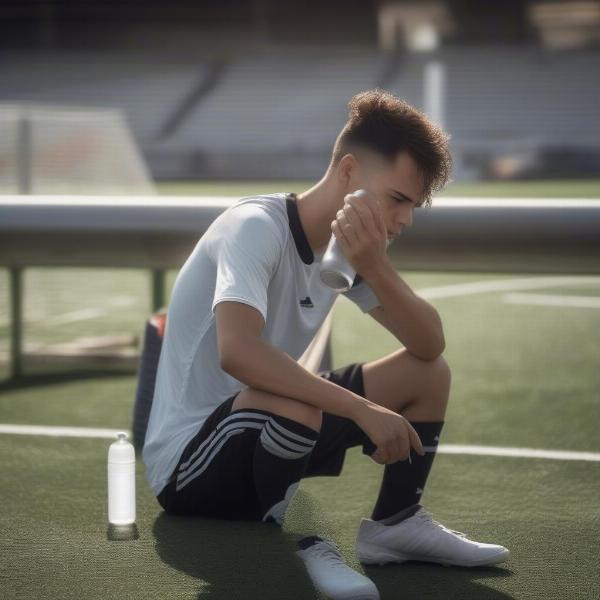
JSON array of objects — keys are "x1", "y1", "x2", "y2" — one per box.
[
  {"x1": 211, "y1": 207, "x2": 283, "y2": 323},
  {"x1": 341, "y1": 273, "x2": 381, "y2": 313}
]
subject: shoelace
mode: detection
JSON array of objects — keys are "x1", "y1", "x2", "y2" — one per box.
[{"x1": 416, "y1": 508, "x2": 469, "y2": 539}]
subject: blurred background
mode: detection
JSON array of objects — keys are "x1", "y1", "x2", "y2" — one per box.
[
  {"x1": 1, "y1": 2, "x2": 599, "y2": 600},
  {"x1": 1, "y1": 0, "x2": 599, "y2": 190}
]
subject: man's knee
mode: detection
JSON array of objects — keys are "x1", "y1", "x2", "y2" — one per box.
[
  {"x1": 232, "y1": 388, "x2": 323, "y2": 432},
  {"x1": 430, "y1": 354, "x2": 451, "y2": 384},
  {"x1": 425, "y1": 355, "x2": 451, "y2": 411}
]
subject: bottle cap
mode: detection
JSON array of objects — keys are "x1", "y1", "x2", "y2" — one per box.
[
  {"x1": 319, "y1": 269, "x2": 352, "y2": 291},
  {"x1": 108, "y1": 431, "x2": 135, "y2": 464}
]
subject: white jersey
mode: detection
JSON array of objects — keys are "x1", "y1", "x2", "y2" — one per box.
[{"x1": 142, "y1": 192, "x2": 381, "y2": 496}]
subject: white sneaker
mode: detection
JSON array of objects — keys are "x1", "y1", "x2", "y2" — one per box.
[
  {"x1": 355, "y1": 506, "x2": 510, "y2": 568},
  {"x1": 295, "y1": 537, "x2": 380, "y2": 600}
]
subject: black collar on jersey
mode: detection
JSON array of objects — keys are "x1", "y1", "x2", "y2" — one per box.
[
  {"x1": 285, "y1": 192, "x2": 314, "y2": 265},
  {"x1": 285, "y1": 191, "x2": 363, "y2": 288}
]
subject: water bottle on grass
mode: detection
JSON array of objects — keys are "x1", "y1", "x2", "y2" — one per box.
[{"x1": 107, "y1": 431, "x2": 136, "y2": 526}]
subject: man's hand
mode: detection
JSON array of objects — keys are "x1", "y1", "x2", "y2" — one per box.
[
  {"x1": 331, "y1": 189, "x2": 389, "y2": 279},
  {"x1": 353, "y1": 400, "x2": 425, "y2": 464}
]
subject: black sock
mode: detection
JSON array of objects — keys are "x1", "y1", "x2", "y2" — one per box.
[
  {"x1": 253, "y1": 413, "x2": 319, "y2": 526},
  {"x1": 297, "y1": 535, "x2": 326, "y2": 550},
  {"x1": 370, "y1": 420, "x2": 444, "y2": 523}
]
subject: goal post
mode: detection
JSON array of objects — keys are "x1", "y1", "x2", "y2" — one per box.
[{"x1": 0, "y1": 103, "x2": 156, "y2": 196}]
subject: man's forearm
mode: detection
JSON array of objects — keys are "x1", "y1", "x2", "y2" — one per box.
[
  {"x1": 363, "y1": 257, "x2": 445, "y2": 360},
  {"x1": 222, "y1": 337, "x2": 371, "y2": 420}
]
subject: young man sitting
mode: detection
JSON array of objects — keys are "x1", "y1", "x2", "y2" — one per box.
[{"x1": 143, "y1": 88, "x2": 509, "y2": 600}]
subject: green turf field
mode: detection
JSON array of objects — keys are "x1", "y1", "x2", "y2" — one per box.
[{"x1": 1, "y1": 181, "x2": 599, "y2": 599}]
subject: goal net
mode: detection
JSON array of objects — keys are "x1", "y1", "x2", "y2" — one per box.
[{"x1": 0, "y1": 103, "x2": 155, "y2": 195}]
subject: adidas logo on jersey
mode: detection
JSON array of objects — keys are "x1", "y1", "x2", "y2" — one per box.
[{"x1": 299, "y1": 296, "x2": 314, "y2": 308}]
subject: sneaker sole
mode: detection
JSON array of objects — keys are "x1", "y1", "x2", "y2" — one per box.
[
  {"x1": 356, "y1": 541, "x2": 510, "y2": 567},
  {"x1": 306, "y1": 584, "x2": 379, "y2": 600}
]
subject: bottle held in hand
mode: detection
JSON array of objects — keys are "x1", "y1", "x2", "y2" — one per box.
[
  {"x1": 319, "y1": 189, "x2": 391, "y2": 292},
  {"x1": 319, "y1": 189, "x2": 367, "y2": 292},
  {"x1": 319, "y1": 230, "x2": 357, "y2": 292}
]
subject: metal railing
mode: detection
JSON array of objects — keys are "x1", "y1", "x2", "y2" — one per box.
[{"x1": 1, "y1": 195, "x2": 599, "y2": 378}]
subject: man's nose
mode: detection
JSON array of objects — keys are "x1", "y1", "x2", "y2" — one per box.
[{"x1": 400, "y1": 206, "x2": 413, "y2": 228}]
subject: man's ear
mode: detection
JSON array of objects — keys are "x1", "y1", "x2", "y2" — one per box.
[{"x1": 338, "y1": 152, "x2": 361, "y2": 193}]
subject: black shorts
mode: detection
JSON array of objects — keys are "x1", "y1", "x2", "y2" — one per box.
[{"x1": 156, "y1": 362, "x2": 377, "y2": 520}]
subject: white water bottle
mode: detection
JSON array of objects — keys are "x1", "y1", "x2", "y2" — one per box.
[
  {"x1": 319, "y1": 189, "x2": 367, "y2": 291},
  {"x1": 107, "y1": 431, "x2": 136, "y2": 525},
  {"x1": 319, "y1": 231, "x2": 356, "y2": 292},
  {"x1": 319, "y1": 189, "x2": 391, "y2": 292}
]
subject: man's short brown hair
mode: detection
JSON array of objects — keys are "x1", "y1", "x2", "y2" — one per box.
[{"x1": 330, "y1": 88, "x2": 452, "y2": 207}]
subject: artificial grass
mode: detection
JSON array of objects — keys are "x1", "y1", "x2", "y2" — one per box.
[
  {"x1": 1, "y1": 434, "x2": 598, "y2": 599},
  {"x1": 1, "y1": 264, "x2": 599, "y2": 599}
]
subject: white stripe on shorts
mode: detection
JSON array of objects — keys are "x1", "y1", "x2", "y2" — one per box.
[
  {"x1": 260, "y1": 429, "x2": 310, "y2": 460},
  {"x1": 267, "y1": 417, "x2": 318, "y2": 446},
  {"x1": 176, "y1": 428, "x2": 246, "y2": 492},
  {"x1": 260, "y1": 420, "x2": 316, "y2": 459},
  {"x1": 177, "y1": 420, "x2": 265, "y2": 483},
  {"x1": 176, "y1": 421, "x2": 270, "y2": 491},
  {"x1": 178, "y1": 411, "x2": 270, "y2": 471}
]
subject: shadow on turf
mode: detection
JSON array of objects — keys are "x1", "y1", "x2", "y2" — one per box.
[
  {"x1": 0, "y1": 368, "x2": 133, "y2": 392},
  {"x1": 152, "y1": 510, "x2": 317, "y2": 599},
  {"x1": 362, "y1": 561, "x2": 515, "y2": 599},
  {"x1": 151, "y1": 488, "x2": 344, "y2": 599},
  {"x1": 151, "y1": 487, "x2": 515, "y2": 600}
]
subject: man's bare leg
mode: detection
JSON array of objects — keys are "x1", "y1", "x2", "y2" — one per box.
[
  {"x1": 361, "y1": 348, "x2": 451, "y2": 523},
  {"x1": 361, "y1": 348, "x2": 450, "y2": 421},
  {"x1": 231, "y1": 388, "x2": 323, "y2": 432}
]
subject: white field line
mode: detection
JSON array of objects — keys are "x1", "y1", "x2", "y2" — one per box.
[
  {"x1": 0, "y1": 424, "x2": 127, "y2": 439},
  {"x1": 416, "y1": 275, "x2": 600, "y2": 300},
  {"x1": 3, "y1": 276, "x2": 598, "y2": 329},
  {"x1": 0, "y1": 295, "x2": 137, "y2": 328},
  {"x1": 2, "y1": 275, "x2": 599, "y2": 461},
  {"x1": 36, "y1": 306, "x2": 110, "y2": 326},
  {"x1": 0, "y1": 424, "x2": 598, "y2": 462},
  {"x1": 436, "y1": 444, "x2": 600, "y2": 462},
  {"x1": 40, "y1": 295, "x2": 138, "y2": 327},
  {"x1": 501, "y1": 292, "x2": 600, "y2": 309}
]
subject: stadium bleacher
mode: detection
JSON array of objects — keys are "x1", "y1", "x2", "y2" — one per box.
[
  {"x1": 1, "y1": 45, "x2": 599, "y2": 180},
  {"x1": 0, "y1": 50, "x2": 211, "y2": 143}
]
